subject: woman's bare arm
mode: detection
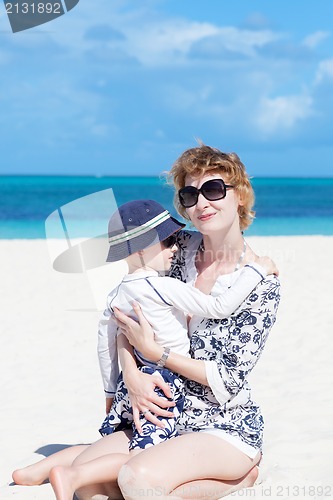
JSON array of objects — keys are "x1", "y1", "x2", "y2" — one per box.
[{"x1": 117, "y1": 332, "x2": 175, "y2": 432}]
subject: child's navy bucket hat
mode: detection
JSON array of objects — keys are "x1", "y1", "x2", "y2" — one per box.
[{"x1": 106, "y1": 199, "x2": 185, "y2": 262}]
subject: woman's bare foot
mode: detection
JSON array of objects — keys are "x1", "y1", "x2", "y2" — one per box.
[
  {"x1": 12, "y1": 464, "x2": 47, "y2": 486},
  {"x1": 49, "y1": 465, "x2": 78, "y2": 500}
]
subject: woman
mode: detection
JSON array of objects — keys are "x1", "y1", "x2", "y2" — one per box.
[
  {"x1": 113, "y1": 144, "x2": 280, "y2": 499},
  {"x1": 13, "y1": 144, "x2": 280, "y2": 499}
]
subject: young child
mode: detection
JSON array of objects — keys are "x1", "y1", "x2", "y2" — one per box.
[{"x1": 98, "y1": 198, "x2": 277, "y2": 450}]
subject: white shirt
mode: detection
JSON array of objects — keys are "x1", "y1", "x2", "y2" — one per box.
[{"x1": 98, "y1": 263, "x2": 267, "y2": 397}]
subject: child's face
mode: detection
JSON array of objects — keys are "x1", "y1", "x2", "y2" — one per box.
[{"x1": 141, "y1": 239, "x2": 177, "y2": 272}]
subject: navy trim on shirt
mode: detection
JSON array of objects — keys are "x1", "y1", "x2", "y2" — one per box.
[{"x1": 144, "y1": 278, "x2": 173, "y2": 306}]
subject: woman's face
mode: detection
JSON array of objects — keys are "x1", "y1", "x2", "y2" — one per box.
[{"x1": 184, "y1": 173, "x2": 241, "y2": 235}]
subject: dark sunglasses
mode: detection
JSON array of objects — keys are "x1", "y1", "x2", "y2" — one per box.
[
  {"x1": 161, "y1": 233, "x2": 178, "y2": 248},
  {"x1": 178, "y1": 179, "x2": 234, "y2": 208}
]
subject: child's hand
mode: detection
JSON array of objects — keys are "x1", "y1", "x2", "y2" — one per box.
[
  {"x1": 256, "y1": 256, "x2": 279, "y2": 276},
  {"x1": 105, "y1": 397, "x2": 114, "y2": 415}
]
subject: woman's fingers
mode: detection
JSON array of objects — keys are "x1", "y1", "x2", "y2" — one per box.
[
  {"x1": 113, "y1": 309, "x2": 142, "y2": 347},
  {"x1": 132, "y1": 302, "x2": 150, "y2": 326},
  {"x1": 113, "y1": 307, "x2": 136, "y2": 329},
  {"x1": 131, "y1": 397, "x2": 174, "y2": 431},
  {"x1": 140, "y1": 410, "x2": 167, "y2": 429},
  {"x1": 132, "y1": 399, "x2": 174, "y2": 432},
  {"x1": 114, "y1": 305, "x2": 155, "y2": 350},
  {"x1": 150, "y1": 375, "x2": 174, "y2": 401},
  {"x1": 146, "y1": 402, "x2": 175, "y2": 418},
  {"x1": 149, "y1": 393, "x2": 175, "y2": 409},
  {"x1": 133, "y1": 404, "x2": 175, "y2": 431},
  {"x1": 132, "y1": 406, "x2": 143, "y2": 434},
  {"x1": 126, "y1": 371, "x2": 176, "y2": 432}
]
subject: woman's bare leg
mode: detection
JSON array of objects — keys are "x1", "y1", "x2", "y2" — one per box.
[
  {"x1": 171, "y1": 467, "x2": 259, "y2": 499},
  {"x1": 118, "y1": 433, "x2": 261, "y2": 500},
  {"x1": 172, "y1": 455, "x2": 261, "y2": 498},
  {"x1": 12, "y1": 445, "x2": 89, "y2": 486}
]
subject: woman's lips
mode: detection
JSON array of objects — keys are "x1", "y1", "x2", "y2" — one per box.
[{"x1": 198, "y1": 212, "x2": 216, "y2": 221}]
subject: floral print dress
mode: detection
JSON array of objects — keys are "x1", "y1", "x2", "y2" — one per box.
[{"x1": 170, "y1": 230, "x2": 281, "y2": 453}]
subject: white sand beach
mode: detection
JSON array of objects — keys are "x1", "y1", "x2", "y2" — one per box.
[{"x1": 0, "y1": 236, "x2": 332, "y2": 499}]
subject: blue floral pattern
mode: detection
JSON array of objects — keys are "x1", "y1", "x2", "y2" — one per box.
[{"x1": 171, "y1": 230, "x2": 281, "y2": 452}]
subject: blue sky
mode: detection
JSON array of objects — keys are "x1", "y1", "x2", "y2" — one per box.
[{"x1": 1, "y1": 0, "x2": 333, "y2": 176}]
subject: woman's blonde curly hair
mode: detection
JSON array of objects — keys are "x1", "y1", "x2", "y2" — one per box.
[{"x1": 167, "y1": 144, "x2": 255, "y2": 231}]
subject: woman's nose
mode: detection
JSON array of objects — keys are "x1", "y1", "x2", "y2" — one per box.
[{"x1": 195, "y1": 192, "x2": 209, "y2": 210}]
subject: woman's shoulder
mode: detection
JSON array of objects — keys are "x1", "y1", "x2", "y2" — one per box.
[
  {"x1": 249, "y1": 273, "x2": 281, "y2": 307},
  {"x1": 261, "y1": 273, "x2": 281, "y2": 288}
]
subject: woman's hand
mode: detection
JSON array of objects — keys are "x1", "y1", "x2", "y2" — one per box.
[
  {"x1": 124, "y1": 368, "x2": 175, "y2": 433},
  {"x1": 113, "y1": 303, "x2": 162, "y2": 362},
  {"x1": 114, "y1": 305, "x2": 175, "y2": 432},
  {"x1": 115, "y1": 303, "x2": 208, "y2": 386},
  {"x1": 256, "y1": 255, "x2": 279, "y2": 276}
]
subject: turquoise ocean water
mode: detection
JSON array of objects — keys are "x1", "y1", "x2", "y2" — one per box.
[{"x1": 0, "y1": 175, "x2": 333, "y2": 238}]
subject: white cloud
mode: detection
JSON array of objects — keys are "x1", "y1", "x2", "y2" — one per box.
[
  {"x1": 211, "y1": 27, "x2": 280, "y2": 56},
  {"x1": 314, "y1": 58, "x2": 333, "y2": 84},
  {"x1": 1, "y1": 0, "x2": 333, "y2": 168},
  {"x1": 4, "y1": 3, "x2": 280, "y2": 67},
  {"x1": 0, "y1": 2, "x2": 287, "y2": 73},
  {"x1": 255, "y1": 94, "x2": 314, "y2": 135},
  {"x1": 159, "y1": 78, "x2": 226, "y2": 117},
  {"x1": 120, "y1": 23, "x2": 282, "y2": 65},
  {"x1": 188, "y1": 27, "x2": 282, "y2": 61},
  {"x1": 124, "y1": 20, "x2": 219, "y2": 66},
  {"x1": 302, "y1": 31, "x2": 331, "y2": 49}
]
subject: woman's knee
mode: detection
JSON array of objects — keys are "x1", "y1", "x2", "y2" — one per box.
[{"x1": 118, "y1": 462, "x2": 155, "y2": 497}]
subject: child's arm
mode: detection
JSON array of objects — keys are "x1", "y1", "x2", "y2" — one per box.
[
  {"x1": 159, "y1": 259, "x2": 276, "y2": 319},
  {"x1": 97, "y1": 307, "x2": 119, "y2": 413}
]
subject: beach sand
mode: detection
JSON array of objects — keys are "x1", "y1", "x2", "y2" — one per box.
[{"x1": 0, "y1": 236, "x2": 332, "y2": 499}]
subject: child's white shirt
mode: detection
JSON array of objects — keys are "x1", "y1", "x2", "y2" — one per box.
[{"x1": 98, "y1": 263, "x2": 266, "y2": 397}]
